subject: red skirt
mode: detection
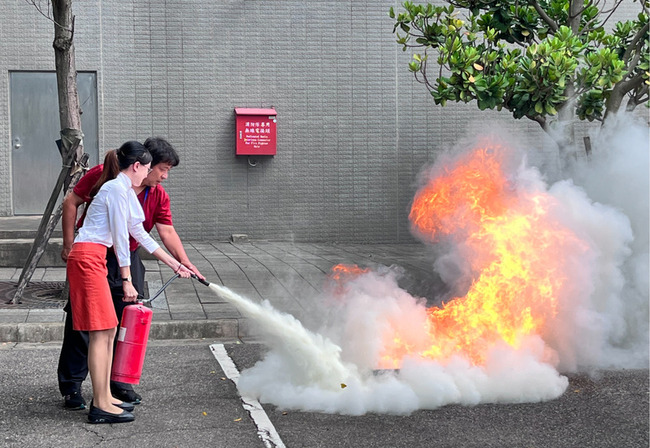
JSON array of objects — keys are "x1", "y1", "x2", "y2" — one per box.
[{"x1": 67, "y1": 242, "x2": 118, "y2": 331}]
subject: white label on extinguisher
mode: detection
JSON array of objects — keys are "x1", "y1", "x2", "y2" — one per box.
[{"x1": 118, "y1": 327, "x2": 127, "y2": 342}]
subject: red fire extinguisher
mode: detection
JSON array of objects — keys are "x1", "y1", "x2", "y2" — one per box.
[{"x1": 111, "y1": 304, "x2": 153, "y2": 384}]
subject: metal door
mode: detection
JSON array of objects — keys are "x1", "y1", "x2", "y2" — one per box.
[{"x1": 10, "y1": 71, "x2": 98, "y2": 215}]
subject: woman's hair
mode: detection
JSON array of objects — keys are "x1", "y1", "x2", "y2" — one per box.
[
  {"x1": 89, "y1": 141, "x2": 152, "y2": 198},
  {"x1": 115, "y1": 140, "x2": 152, "y2": 169}
]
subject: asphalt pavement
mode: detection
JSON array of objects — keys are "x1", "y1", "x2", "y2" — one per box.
[{"x1": 1, "y1": 340, "x2": 647, "y2": 448}]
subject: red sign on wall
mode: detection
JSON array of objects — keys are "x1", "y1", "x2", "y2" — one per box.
[{"x1": 234, "y1": 108, "x2": 277, "y2": 156}]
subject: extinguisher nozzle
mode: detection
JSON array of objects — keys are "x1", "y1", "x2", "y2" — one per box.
[{"x1": 191, "y1": 274, "x2": 210, "y2": 287}]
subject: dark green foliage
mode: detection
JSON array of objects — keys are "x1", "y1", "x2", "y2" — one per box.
[{"x1": 390, "y1": 0, "x2": 649, "y2": 138}]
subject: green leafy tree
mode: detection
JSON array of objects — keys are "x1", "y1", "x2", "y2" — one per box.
[{"x1": 390, "y1": 0, "x2": 649, "y2": 151}]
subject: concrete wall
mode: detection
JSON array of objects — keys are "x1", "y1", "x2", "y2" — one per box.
[{"x1": 0, "y1": 1, "x2": 641, "y2": 242}]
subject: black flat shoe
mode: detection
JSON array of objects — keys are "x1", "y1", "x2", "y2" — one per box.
[
  {"x1": 113, "y1": 401, "x2": 135, "y2": 412},
  {"x1": 90, "y1": 399, "x2": 135, "y2": 413},
  {"x1": 87, "y1": 405, "x2": 134, "y2": 424}
]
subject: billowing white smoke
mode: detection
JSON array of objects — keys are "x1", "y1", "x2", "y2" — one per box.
[
  {"x1": 565, "y1": 116, "x2": 649, "y2": 369},
  {"x1": 538, "y1": 176, "x2": 637, "y2": 371},
  {"x1": 234, "y1": 118, "x2": 648, "y2": 415}
]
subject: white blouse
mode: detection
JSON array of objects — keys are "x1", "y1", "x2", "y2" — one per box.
[{"x1": 75, "y1": 172, "x2": 160, "y2": 267}]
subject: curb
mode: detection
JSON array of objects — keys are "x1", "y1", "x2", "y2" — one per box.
[{"x1": 0, "y1": 319, "x2": 242, "y2": 343}]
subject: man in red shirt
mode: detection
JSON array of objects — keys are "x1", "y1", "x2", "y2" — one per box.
[{"x1": 58, "y1": 137, "x2": 204, "y2": 409}]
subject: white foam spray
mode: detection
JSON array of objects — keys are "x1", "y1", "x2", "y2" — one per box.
[{"x1": 208, "y1": 284, "x2": 353, "y2": 390}]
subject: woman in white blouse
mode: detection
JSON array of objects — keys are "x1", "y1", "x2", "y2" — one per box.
[{"x1": 67, "y1": 141, "x2": 192, "y2": 424}]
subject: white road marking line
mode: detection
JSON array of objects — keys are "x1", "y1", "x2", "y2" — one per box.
[{"x1": 210, "y1": 343, "x2": 286, "y2": 448}]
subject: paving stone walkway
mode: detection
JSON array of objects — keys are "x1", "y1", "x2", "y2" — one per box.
[{"x1": 0, "y1": 242, "x2": 436, "y2": 342}]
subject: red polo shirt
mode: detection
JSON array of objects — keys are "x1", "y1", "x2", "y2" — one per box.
[{"x1": 73, "y1": 164, "x2": 173, "y2": 251}]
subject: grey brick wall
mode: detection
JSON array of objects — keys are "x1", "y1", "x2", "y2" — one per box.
[{"x1": 0, "y1": 0, "x2": 643, "y2": 242}]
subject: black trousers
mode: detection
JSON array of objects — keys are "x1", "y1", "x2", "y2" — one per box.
[{"x1": 57, "y1": 249, "x2": 145, "y2": 396}]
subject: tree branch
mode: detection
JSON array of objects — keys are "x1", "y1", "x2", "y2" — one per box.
[
  {"x1": 528, "y1": 0, "x2": 559, "y2": 33},
  {"x1": 579, "y1": 14, "x2": 604, "y2": 36},
  {"x1": 599, "y1": 0, "x2": 625, "y2": 28},
  {"x1": 600, "y1": 0, "x2": 623, "y2": 14},
  {"x1": 604, "y1": 72, "x2": 646, "y2": 119},
  {"x1": 618, "y1": 72, "x2": 645, "y2": 96},
  {"x1": 568, "y1": 0, "x2": 583, "y2": 33},
  {"x1": 420, "y1": 52, "x2": 433, "y2": 89},
  {"x1": 24, "y1": 0, "x2": 70, "y2": 32},
  {"x1": 571, "y1": 0, "x2": 595, "y2": 20},
  {"x1": 622, "y1": 22, "x2": 649, "y2": 67},
  {"x1": 626, "y1": 85, "x2": 648, "y2": 110},
  {"x1": 626, "y1": 50, "x2": 643, "y2": 82},
  {"x1": 530, "y1": 114, "x2": 550, "y2": 133}
]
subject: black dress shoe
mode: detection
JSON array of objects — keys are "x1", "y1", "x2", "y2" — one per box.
[
  {"x1": 111, "y1": 386, "x2": 142, "y2": 405},
  {"x1": 63, "y1": 392, "x2": 86, "y2": 410},
  {"x1": 88, "y1": 405, "x2": 134, "y2": 424}
]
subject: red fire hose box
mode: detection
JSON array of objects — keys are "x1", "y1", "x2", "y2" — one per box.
[{"x1": 235, "y1": 107, "x2": 277, "y2": 156}]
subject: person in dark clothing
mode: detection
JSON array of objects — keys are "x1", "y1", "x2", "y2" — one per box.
[{"x1": 58, "y1": 137, "x2": 204, "y2": 410}]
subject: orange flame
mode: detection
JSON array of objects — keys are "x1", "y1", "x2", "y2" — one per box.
[
  {"x1": 327, "y1": 264, "x2": 371, "y2": 298},
  {"x1": 329, "y1": 264, "x2": 371, "y2": 282},
  {"x1": 409, "y1": 145, "x2": 512, "y2": 242},
  {"x1": 379, "y1": 144, "x2": 582, "y2": 368}
]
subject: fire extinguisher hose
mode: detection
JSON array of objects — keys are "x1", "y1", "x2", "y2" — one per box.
[
  {"x1": 139, "y1": 273, "x2": 179, "y2": 304},
  {"x1": 139, "y1": 273, "x2": 211, "y2": 305}
]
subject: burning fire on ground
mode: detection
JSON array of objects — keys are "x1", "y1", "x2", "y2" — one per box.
[{"x1": 367, "y1": 143, "x2": 587, "y2": 369}]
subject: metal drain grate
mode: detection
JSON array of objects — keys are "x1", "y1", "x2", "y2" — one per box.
[
  {"x1": 0, "y1": 282, "x2": 66, "y2": 309},
  {"x1": 0, "y1": 281, "x2": 150, "y2": 309}
]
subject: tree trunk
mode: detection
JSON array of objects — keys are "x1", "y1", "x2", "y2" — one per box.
[
  {"x1": 11, "y1": 150, "x2": 87, "y2": 303},
  {"x1": 52, "y1": 0, "x2": 83, "y2": 139},
  {"x1": 556, "y1": 97, "x2": 576, "y2": 154},
  {"x1": 11, "y1": 0, "x2": 86, "y2": 304}
]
